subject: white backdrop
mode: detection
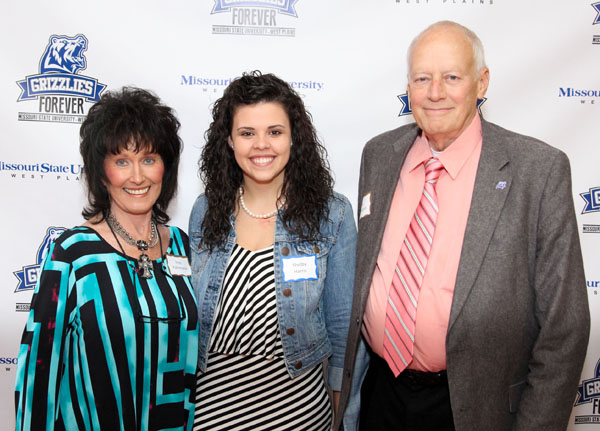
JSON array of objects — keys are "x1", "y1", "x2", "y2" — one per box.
[{"x1": 2, "y1": 0, "x2": 599, "y2": 429}]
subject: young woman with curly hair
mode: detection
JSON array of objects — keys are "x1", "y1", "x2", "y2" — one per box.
[{"x1": 189, "y1": 71, "x2": 357, "y2": 430}]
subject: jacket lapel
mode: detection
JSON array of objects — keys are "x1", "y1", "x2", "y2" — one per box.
[
  {"x1": 448, "y1": 120, "x2": 512, "y2": 331},
  {"x1": 356, "y1": 127, "x2": 417, "y2": 308}
]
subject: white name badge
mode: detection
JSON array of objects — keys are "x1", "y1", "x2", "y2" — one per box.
[
  {"x1": 166, "y1": 254, "x2": 192, "y2": 277},
  {"x1": 281, "y1": 255, "x2": 318, "y2": 282}
]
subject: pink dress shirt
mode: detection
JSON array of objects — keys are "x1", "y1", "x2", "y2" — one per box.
[{"x1": 362, "y1": 115, "x2": 483, "y2": 372}]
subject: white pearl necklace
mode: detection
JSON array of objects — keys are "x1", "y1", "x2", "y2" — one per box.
[{"x1": 238, "y1": 187, "x2": 285, "y2": 219}]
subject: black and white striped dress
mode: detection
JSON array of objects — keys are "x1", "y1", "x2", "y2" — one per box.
[{"x1": 194, "y1": 244, "x2": 332, "y2": 431}]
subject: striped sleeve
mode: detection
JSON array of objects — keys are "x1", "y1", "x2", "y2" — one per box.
[{"x1": 15, "y1": 238, "x2": 74, "y2": 431}]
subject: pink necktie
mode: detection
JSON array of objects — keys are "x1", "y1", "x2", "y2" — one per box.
[{"x1": 383, "y1": 157, "x2": 444, "y2": 377}]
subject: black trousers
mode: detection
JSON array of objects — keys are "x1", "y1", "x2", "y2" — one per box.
[{"x1": 359, "y1": 353, "x2": 455, "y2": 431}]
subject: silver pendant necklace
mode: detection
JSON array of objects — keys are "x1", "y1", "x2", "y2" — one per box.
[{"x1": 106, "y1": 212, "x2": 158, "y2": 279}]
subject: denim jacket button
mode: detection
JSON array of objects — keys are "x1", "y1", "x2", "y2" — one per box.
[
  {"x1": 283, "y1": 288, "x2": 292, "y2": 297},
  {"x1": 294, "y1": 361, "x2": 303, "y2": 369},
  {"x1": 282, "y1": 246, "x2": 290, "y2": 256},
  {"x1": 286, "y1": 328, "x2": 295, "y2": 335},
  {"x1": 313, "y1": 245, "x2": 320, "y2": 253}
]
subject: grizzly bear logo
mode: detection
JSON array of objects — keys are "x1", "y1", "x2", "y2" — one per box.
[
  {"x1": 36, "y1": 226, "x2": 67, "y2": 264},
  {"x1": 39, "y1": 34, "x2": 88, "y2": 75}
]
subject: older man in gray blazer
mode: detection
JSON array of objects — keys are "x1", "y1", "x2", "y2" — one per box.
[{"x1": 335, "y1": 21, "x2": 590, "y2": 431}]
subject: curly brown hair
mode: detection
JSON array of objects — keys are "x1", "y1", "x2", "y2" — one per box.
[{"x1": 199, "y1": 71, "x2": 334, "y2": 250}]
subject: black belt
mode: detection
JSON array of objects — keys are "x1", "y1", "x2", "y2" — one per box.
[{"x1": 399, "y1": 369, "x2": 447, "y2": 386}]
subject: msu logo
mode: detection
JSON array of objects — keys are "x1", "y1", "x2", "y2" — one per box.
[
  {"x1": 40, "y1": 34, "x2": 88, "y2": 75},
  {"x1": 36, "y1": 226, "x2": 67, "y2": 263},
  {"x1": 574, "y1": 357, "x2": 600, "y2": 423},
  {"x1": 13, "y1": 226, "x2": 67, "y2": 293},
  {"x1": 16, "y1": 33, "x2": 106, "y2": 120}
]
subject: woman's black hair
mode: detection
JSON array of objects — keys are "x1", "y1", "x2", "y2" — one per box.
[
  {"x1": 79, "y1": 86, "x2": 182, "y2": 223},
  {"x1": 199, "y1": 71, "x2": 334, "y2": 250}
]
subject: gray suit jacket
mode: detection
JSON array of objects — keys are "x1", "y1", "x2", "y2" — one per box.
[{"x1": 336, "y1": 118, "x2": 590, "y2": 431}]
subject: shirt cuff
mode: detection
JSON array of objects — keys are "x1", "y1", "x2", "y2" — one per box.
[{"x1": 327, "y1": 364, "x2": 343, "y2": 391}]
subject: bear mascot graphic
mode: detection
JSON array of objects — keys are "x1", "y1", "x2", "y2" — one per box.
[{"x1": 40, "y1": 34, "x2": 88, "y2": 75}]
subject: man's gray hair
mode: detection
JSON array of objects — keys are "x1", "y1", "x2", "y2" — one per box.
[{"x1": 407, "y1": 20, "x2": 487, "y2": 79}]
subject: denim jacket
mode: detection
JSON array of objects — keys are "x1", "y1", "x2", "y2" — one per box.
[{"x1": 188, "y1": 191, "x2": 356, "y2": 394}]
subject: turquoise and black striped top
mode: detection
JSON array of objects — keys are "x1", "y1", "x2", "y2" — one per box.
[{"x1": 15, "y1": 225, "x2": 198, "y2": 431}]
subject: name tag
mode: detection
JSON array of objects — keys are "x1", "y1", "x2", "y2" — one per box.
[
  {"x1": 281, "y1": 255, "x2": 318, "y2": 282},
  {"x1": 166, "y1": 254, "x2": 192, "y2": 277},
  {"x1": 360, "y1": 192, "x2": 371, "y2": 219}
]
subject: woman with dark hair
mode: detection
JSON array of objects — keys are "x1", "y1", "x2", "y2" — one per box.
[
  {"x1": 189, "y1": 71, "x2": 357, "y2": 430},
  {"x1": 15, "y1": 87, "x2": 198, "y2": 431}
]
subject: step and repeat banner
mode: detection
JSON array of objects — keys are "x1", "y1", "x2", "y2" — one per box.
[{"x1": 1, "y1": 1, "x2": 599, "y2": 429}]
